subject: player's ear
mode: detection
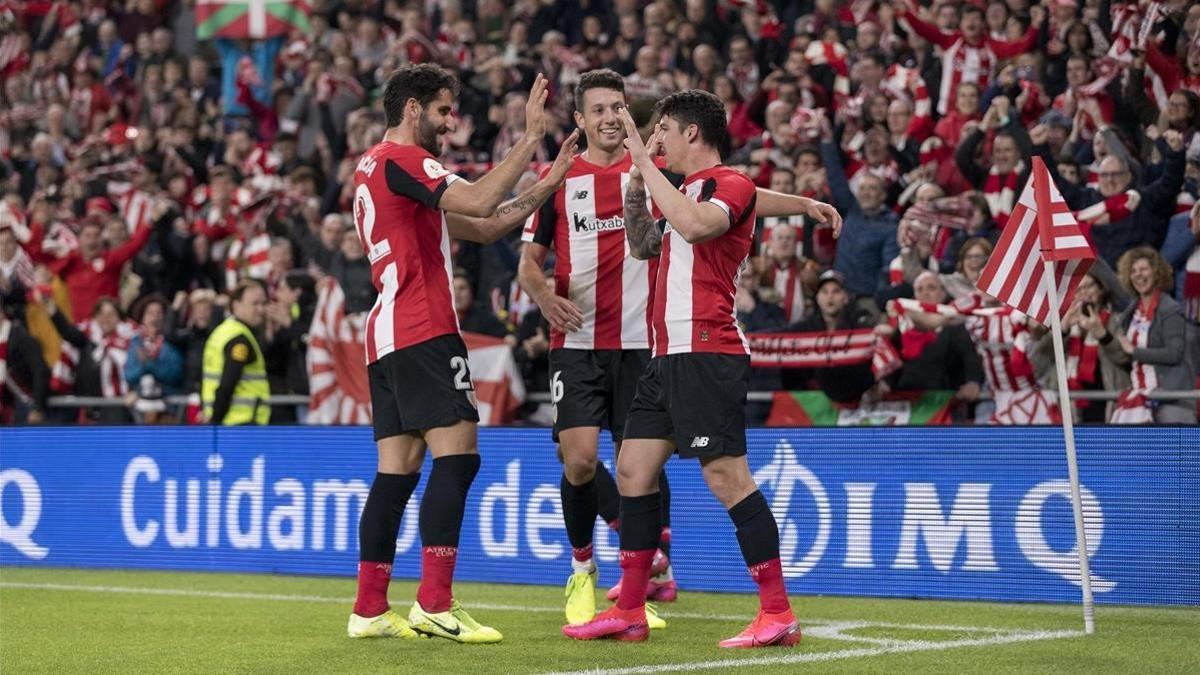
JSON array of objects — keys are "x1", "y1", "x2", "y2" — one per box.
[
  {"x1": 405, "y1": 97, "x2": 421, "y2": 121},
  {"x1": 573, "y1": 109, "x2": 584, "y2": 129},
  {"x1": 686, "y1": 123, "x2": 699, "y2": 144}
]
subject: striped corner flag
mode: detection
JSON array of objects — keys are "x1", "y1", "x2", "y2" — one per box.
[
  {"x1": 196, "y1": 0, "x2": 311, "y2": 40},
  {"x1": 976, "y1": 157, "x2": 1095, "y2": 325}
]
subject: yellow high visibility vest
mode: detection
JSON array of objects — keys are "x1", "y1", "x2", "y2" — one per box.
[{"x1": 201, "y1": 317, "x2": 270, "y2": 425}]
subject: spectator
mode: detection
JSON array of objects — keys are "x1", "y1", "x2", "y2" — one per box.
[
  {"x1": 1041, "y1": 128, "x2": 1187, "y2": 268},
  {"x1": 1033, "y1": 270, "x2": 1127, "y2": 423},
  {"x1": 626, "y1": 46, "x2": 670, "y2": 103},
  {"x1": 1161, "y1": 202, "x2": 1200, "y2": 325},
  {"x1": 330, "y1": 223, "x2": 376, "y2": 314},
  {"x1": 43, "y1": 295, "x2": 136, "y2": 424},
  {"x1": 820, "y1": 122, "x2": 899, "y2": 310},
  {"x1": 782, "y1": 270, "x2": 877, "y2": 403},
  {"x1": 954, "y1": 97, "x2": 1033, "y2": 228},
  {"x1": 513, "y1": 267, "x2": 552, "y2": 425},
  {"x1": 124, "y1": 293, "x2": 184, "y2": 422},
  {"x1": 165, "y1": 288, "x2": 223, "y2": 397},
  {"x1": 264, "y1": 270, "x2": 316, "y2": 423},
  {"x1": 760, "y1": 223, "x2": 812, "y2": 324},
  {"x1": 0, "y1": 297, "x2": 49, "y2": 424},
  {"x1": 941, "y1": 237, "x2": 992, "y2": 305},
  {"x1": 202, "y1": 280, "x2": 270, "y2": 426},
  {"x1": 23, "y1": 210, "x2": 152, "y2": 321},
  {"x1": 453, "y1": 268, "x2": 510, "y2": 340},
  {"x1": 1089, "y1": 247, "x2": 1198, "y2": 424},
  {"x1": 886, "y1": 272, "x2": 984, "y2": 411}
]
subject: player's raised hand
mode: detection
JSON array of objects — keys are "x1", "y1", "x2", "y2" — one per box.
[
  {"x1": 545, "y1": 130, "x2": 580, "y2": 187},
  {"x1": 618, "y1": 107, "x2": 650, "y2": 165},
  {"x1": 525, "y1": 73, "x2": 550, "y2": 140}
]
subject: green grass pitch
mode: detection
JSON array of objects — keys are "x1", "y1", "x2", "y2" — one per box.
[{"x1": 2, "y1": 568, "x2": 1196, "y2": 673}]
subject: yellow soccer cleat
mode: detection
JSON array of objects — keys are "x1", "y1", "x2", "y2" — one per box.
[
  {"x1": 564, "y1": 569, "x2": 599, "y2": 626},
  {"x1": 408, "y1": 599, "x2": 503, "y2": 644},
  {"x1": 645, "y1": 602, "x2": 667, "y2": 630},
  {"x1": 347, "y1": 609, "x2": 420, "y2": 639}
]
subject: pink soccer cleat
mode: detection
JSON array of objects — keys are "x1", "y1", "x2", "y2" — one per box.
[
  {"x1": 646, "y1": 578, "x2": 677, "y2": 602},
  {"x1": 561, "y1": 605, "x2": 649, "y2": 642},
  {"x1": 606, "y1": 549, "x2": 673, "y2": 601},
  {"x1": 718, "y1": 610, "x2": 802, "y2": 649}
]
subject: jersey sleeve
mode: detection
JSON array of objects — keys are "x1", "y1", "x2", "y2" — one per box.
[
  {"x1": 520, "y1": 165, "x2": 557, "y2": 247},
  {"x1": 384, "y1": 150, "x2": 461, "y2": 209},
  {"x1": 700, "y1": 171, "x2": 757, "y2": 228}
]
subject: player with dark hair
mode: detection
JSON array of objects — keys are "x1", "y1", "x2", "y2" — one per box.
[
  {"x1": 346, "y1": 63, "x2": 579, "y2": 643},
  {"x1": 524, "y1": 70, "x2": 838, "y2": 634},
  {"x1": 563, "y1": 90, "x2": 801, "y2": 647}
]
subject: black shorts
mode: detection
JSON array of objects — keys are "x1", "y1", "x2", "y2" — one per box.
[
  {"x1": 368, "y1": 334, "x2": 480, "y2": 441},
  {"x1": 550, "y1": 348, "x2": 651, "y2": 444},
  {"x1": 624, "y1": 352, "x2": 749, "y2": 459}
]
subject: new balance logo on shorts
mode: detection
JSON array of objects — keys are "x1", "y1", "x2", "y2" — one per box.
[{"x1": 690, "y1": 437, "x2": 710, "y2": 448}]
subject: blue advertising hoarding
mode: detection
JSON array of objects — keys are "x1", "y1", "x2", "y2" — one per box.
[{"x1": 1, "y1": 426, "x2": 1196, "y2": 605}]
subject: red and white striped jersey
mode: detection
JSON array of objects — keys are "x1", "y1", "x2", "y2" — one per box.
[
  {"x1": 521, "y1": 152, "x2": 655, "y2": 351},
  {"x1": 650, "y1": 165, "x2": 757, "y2": 357},
  {"x1": 900, "y1": 10, "x2": 1036, "y2": 115},
  {"x1": 353, "y1": 141, "x2": 461, "y2": 364},
  {"x1": 107, "y1": 182, "x2": 153, "y2": 234},
  {"x1": 763, "y1": 258, "x2": 806, "y2": 324},
  {"x1": 963, "y1": 306, "x2": 1038, "y2": 392}
]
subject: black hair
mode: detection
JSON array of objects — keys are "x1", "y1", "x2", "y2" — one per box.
[
  {"x1": 654, "y1": 89, "x2": 730, "y2": 159},
  {"x1": 382, "y1": 64, "x2": 459, "y2": 128},
  {"x1": 574, "y1": 68, "x2": 626, "y2": 112}
]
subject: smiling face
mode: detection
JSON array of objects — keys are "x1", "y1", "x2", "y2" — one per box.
[
  {"x1": 1129, "y1": 257, "x2": 1155, "y2": 296},
  {"x1": 655, "y1": 115, "x2": 694, "y2": 173},
  {"x1": 575, "y1": 86, "x2": 626, "y2": 156}
]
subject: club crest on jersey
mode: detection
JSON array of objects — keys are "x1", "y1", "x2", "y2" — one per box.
[
  {"x1": 572, "y1": 212, "x2": 624, "y2": 233},
  {"x1": 423, "y1": 158, "x2": 451, "y2": 180}
]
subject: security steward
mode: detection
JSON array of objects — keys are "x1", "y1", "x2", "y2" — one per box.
[{"x1": 202, "y1": 279, "x2": 270, "y2": 425}]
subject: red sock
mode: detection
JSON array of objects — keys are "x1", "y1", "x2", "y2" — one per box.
[
  {"x1": 353, "y1": 561, "x2": 392, "y2": 617},
  {"x1": 748, "y1": 558, "x2": 790, "y2": 614},
  {"x1": 572, "y1": 544, "x2": 594, "y2": 563},
  {"x1": 616, "y1": 549, "x2": 655, "y2": 611},
  {"x1": 416, "y1": 546, "x2": 457, "y2": 613}
]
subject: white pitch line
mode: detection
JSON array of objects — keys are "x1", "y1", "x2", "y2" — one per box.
[
  {"x1": 538, "y1": 629, "x2": 1083, "y2": 675},
  {"x1": 0, "y1": 582, "x2": 1049, "y2": 634}
]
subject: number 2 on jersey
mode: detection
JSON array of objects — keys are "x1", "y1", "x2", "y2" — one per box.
[{"x1": 450, "y1": 356, "x2": 473, "y2": 391}]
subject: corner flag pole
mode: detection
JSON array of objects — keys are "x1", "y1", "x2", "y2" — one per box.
[{"x1": 1033, "y1": 156, "x2": 1096, "y2": 634}]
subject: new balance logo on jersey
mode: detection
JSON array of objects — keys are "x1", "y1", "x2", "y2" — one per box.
[
  {"x1": 690, "y1": 437, "x2": 710, "y2": 448},
  {"x1": 573, "y1": 190, "x2": 589, "y2": 200},
  {"x1": 572, "y1": 212, "x2": 624, "y2": 233}
]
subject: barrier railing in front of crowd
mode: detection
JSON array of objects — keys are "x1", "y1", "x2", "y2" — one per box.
[{"x1": 44, "y1": 390, "x2": 1200, "y2": 409}]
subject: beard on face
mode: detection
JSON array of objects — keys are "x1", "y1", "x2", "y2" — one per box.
[{"x1": 418, "y1": 114, "x2": 445, "y2": 155}]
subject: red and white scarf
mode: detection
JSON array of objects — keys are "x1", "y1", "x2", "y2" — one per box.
[
  {"x1": 1063, "y1": 319, "x2": 1106, "y2": 408},
  {"x1": 1110, "y1": 293, "x2": 1161, "y2": 424},
  {"x1": 804, "y1": 39, "x2": 850, "y2": 103},
  {"x1": 983, "y1": 160, "x2": 1025, "y2": 229},
  {"x1": 764, "y1": 258, "x2": 806, "y2": 323},
  {"x1": 51, "y1": 319, "x2": 136, "y2": 398},
  {"x1": 225, "y1": 232, "x2": 273, "y2": 290},
  {"x1": 1183, "y1": 246, "x2": 1200, "y2": 324},
  {"x1": 1074, "y1": 190, "x2": 1139, "y2": 235}
]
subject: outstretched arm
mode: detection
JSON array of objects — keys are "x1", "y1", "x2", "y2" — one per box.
[
  {"x1": 755, "y1": 189, "x2": 843, "y2": 238},
  {"x1": 446, "y1": 131, "x2": 579, "y2": 244},
  {"x1": 439, "y1": 74, "x2": 554, "y2": 217}
]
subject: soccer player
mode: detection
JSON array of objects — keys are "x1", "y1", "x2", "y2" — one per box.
[
  {"x1": 563, "y1": 91, "x2": 800, "y2": 647},
  {"x1": 346, "y1": 64, "x2": 579, "y2": 643}
]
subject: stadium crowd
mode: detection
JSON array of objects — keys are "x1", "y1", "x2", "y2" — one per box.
[{"x1": 0, "y1": 0, "x2": 1198, "y2": 426}]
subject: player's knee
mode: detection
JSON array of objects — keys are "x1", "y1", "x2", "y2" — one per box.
[
  {"x1": 616, "y1": 459, "x2": 655, "y2": 496},
  {"x1": 701, "y1": 460, "x2": 755, "y2": 508},
  {"x1": 561, "y1": 449, "x2": 598, "y2": 483}
]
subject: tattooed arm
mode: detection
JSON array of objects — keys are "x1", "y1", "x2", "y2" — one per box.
[
  {"x1": 624, "y1": 170, "x2": 662, "y2": 260},
  {"x1": 446, "y1": 131, "x2": 579, "y2": 244}
]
